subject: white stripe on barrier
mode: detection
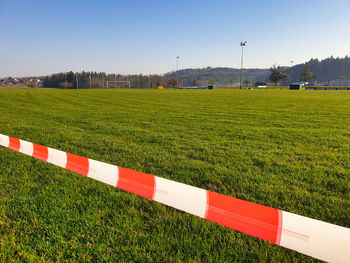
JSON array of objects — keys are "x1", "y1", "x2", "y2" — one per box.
[
  {"x1": 280, "y1": 211, "x2": 350, "y2": 263},
  {"x1": 19, "y1": 140, "x2": 33, "y2": 156},
  {"x1": 154, "y1": 176, "x2": 207, "y2": 218},
  {"x1": 47, "y1": 147, "x2": 67, "y2": 168},
  {"x1": 0, "y1": 134, "x2": 9, "y2": 147},
  {"x1": 88, "y1": 159, "x2": 119, "y2": 186}
]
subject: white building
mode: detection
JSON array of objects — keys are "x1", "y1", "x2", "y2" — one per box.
[{"x1": 327, "y1": 78, "x2": 350, "y2": 86}]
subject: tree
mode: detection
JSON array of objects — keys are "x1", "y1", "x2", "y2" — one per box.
[
  {"x1": 26, "y1": 81, "x2": 37, "y2": 88},
  {"x1": 269, "y1": 65, "x2": 289, "y2": 86},
  {"x1": 178, "y1": 77, "x2": 183, "y2": 88},
  {"x1": 300, "y1": 65, "x2": 315, "y2": 82},
  {"x1": 152, "y1": 75, "x2": 166, "y2": 88},
  {"x1": 228, "y1": 78, "x2": 234, "y2": 86},
  {"x1": 190, "y1": 78, "x2": 198, "y2": 86},
  {"x1": 91, "y1": 78, "x2": 104, "y2": 89},
  {"x1": 167, "y1": 77, "x2": 177, "y2": 88},
  {"x1": 243, "y1": 79, "x2": 251, "y2": 87},
  {"x1": 208, "y1": 78, "x2": 216, "y2": 86}
]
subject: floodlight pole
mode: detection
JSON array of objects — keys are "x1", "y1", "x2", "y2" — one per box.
[
  {"x1": 290, "y1": 60, "x2": 294, "y2": 83},
  {"x1": 176, "y1": 56, "x2": 180, "y2": 89},
  {"x1": 76, "y1": 73, "x2": 79, "y2": 89},
  {"x1": 149, "y1": 74, "x2": 151, "y2": 89},
  {"x1": 240, "y1": 41, "x2": 247, "y2": 89},
  {"x1": 89, "y1": 72, "x2": 92, "y2": 89}
]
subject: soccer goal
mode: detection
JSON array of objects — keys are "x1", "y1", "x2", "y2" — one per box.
[{"x1": 106, "y1": 80, "x2": 131, "y2": 89}]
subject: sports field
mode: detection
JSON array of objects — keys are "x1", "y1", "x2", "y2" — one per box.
[{"x1": 0, "y1": 88, "x2": 349, "y2": 262}]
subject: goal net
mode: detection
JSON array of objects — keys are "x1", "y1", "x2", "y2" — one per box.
[{"x1": 106, "y1": 80, "x2": 130, "y2": 89}]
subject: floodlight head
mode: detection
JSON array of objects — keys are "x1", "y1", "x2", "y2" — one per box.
[
  {"x1": 176, "y1": 56, "x2": 180, "y2": 59},
  {"x1": 240, "y1": 41, "x2": 247, "y2": 46}
]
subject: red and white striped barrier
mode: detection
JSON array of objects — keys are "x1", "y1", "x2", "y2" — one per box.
[{"x1": 0, "y1": 134, "x2": 349, "y2": 262}]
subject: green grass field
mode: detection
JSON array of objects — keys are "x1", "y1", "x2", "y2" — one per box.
[{"x1": 0, "y1": 88, "x2": 349, "y2": 262}]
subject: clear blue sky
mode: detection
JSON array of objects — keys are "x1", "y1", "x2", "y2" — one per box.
[{"x1": 1, "y1": 0, "x2": 349, "y2": 77}]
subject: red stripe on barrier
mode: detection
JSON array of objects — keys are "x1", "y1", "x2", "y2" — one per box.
[
  {"x1": 66, "y1": 153, "x2": 89, "y2": 176},
  {"x1": 205, "y1": 191, "x2": 279, "y2": 243},
  {"x1": 117, "y1": 167, "x2": 155, "y2": 199},
  {"x1": 8, "y1": 137, "x2": 20, "y2": 151},
  {"x1": 32, "y1": 144, "x2": 48, "y2": 161}
]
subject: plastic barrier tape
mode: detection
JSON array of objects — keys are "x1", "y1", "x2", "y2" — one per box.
[{"x1": 0, "y1": 134, "x2": 349, "y2": 262}]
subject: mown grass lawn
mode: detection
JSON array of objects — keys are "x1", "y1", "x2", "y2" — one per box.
[{"x1": 0, "y1": 88, "x2": 349, "y2": 262}]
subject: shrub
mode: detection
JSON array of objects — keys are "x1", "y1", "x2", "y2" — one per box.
[
  {"x1": 26, "y1": 81, "x2": 38, "y2": 88},
  {"x1": 59, "y1": 81, "x2": 73, "y2": 89}
]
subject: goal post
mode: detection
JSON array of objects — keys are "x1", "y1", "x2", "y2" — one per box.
[{"x1": 106, "y1": 80, "x2": 131, "y2": 89}]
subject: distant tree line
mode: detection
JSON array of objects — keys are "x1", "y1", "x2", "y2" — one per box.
[
  {"x1": 284, "y1": 56, "x2": 350, "y2": 83},
  {"x1": 166, "y1": 56, "x2": 350, "y2": 85},
  {"x1": 42, "y1": 71, "x2": 185, "y2": 89},
  {"x1": 165, "y1": 67, "x2": 270, "y2": 86}
]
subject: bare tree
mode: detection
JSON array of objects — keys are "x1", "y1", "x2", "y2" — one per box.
[
  {"x1": 190, "y1": 78, "x2": 198, "y2": 86},
  {"x1": 269, "y1": 65, "x2": 289, "y2": 86}
]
